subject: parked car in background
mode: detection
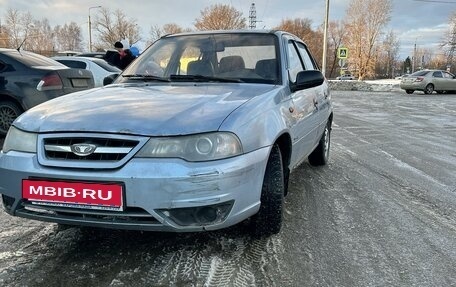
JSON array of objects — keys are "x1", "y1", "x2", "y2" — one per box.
[
  {"x1": 0, "y1": 48, "x2": 94, "y2": 135},
  {"x1": 400, "y1": 69, "x2": 456, "y2": 94},
  {"x1": 0, "y1": 30, "x2": 333, "y2": 237},
  {"x1": 75, "y1": 52, "x2": 106, "y2": 59},
  {"x1": 52, "y1": 56, "x2": 121, "y2": 87},
  {"x1": 336, "y1": 74, "x2": 354, "y2": 80}
]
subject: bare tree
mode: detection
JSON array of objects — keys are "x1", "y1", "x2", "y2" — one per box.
[
  {"x1": 376, "y1": 30, "x2": 400, "y2": 78},
  {"x1": 442, "y1": 11, "x2": 456, "y2": 71},
  {"x1": 54, "y1": 22, "x2": 83, "y2": 52},
  {"x1": 326, "y1": 20, "x2": 348, "y2": 78},
  {"x1": 194, "y1": 4, "x2": 247, "y2": 30},
  {"x1": 148, "y1": 23, "x2": 191, "y2": 45},
  {"x1": 274, "y1": 18, "x2": 323, "y2": 66},
  {"x1": 0, "y1": 19, "x2": 11, "y2": 48},
  {"x1": 344, "y1": 0, "x2": 393, "y2": 80},
  {"x1": 25, "y1": 18, "x2": 54, "y2": 55},
  {"x1": 93, "y1": 7, "x2": 141, "y2": 51},
  {"x1": 4, "y1": 9, "x2": 22, "y2": 48}
]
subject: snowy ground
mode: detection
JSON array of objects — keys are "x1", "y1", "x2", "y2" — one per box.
[{"x1": 1, "y1": 89, "x2": 455, "y2": 286}]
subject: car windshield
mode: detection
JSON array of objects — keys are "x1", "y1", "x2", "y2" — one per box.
[{"x1": 122, "y1": 33, "x2": 280, "y2": 84}]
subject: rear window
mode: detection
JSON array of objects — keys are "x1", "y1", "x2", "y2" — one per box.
[
  {"x1": 411, "y1": 71, "x2": 429, "y2": 77},
  {"x1": 57, "y1": 60, "x2": 87, "y2": 69},
  {"x1": 8, "y1": 50, "x2": 65, "y2": 67},
  {"x1": 90, "y1": 58, "x2": 121, "y2": 72}
]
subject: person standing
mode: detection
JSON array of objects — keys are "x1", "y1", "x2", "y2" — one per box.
[{"x1": 105, "y1": 41, "x2": 136, "y2": 70}]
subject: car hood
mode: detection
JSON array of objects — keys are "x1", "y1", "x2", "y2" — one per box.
[{"x1": 15, "y1": 83, "x2": 276, "y2": 136}]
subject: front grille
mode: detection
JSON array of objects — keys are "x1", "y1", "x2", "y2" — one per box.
[
  {"x1": 37, "y1": 133, "x2": 150, "y2": 169},
  {"x1": 21, "y1": 201, "x2": 160, "y2": 224},
  {"x1": 44, "y1": 137, "x2": 137, "y2": 161}
]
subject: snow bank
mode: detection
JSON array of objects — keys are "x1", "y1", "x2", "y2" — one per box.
[{"x1": 329, "y1": 79, "x2": 401, "y2": 92}]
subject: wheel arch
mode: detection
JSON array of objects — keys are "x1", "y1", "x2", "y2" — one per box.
[
  {"x1": 0, "y1": 93, "x2": 25, "y2": 112},
  {"x1": 273, "y1": 132, "x2": 292, "y2": 196}
]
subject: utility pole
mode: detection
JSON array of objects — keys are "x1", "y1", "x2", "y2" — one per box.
[
  {"x1": 88, "y1": 6, "x2": 101, "y2": 52},
  {"x1": 322, "y1": 0, "x2": 330, "y2": 77}
]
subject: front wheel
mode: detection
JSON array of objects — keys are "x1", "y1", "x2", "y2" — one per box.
[
  {"x1": 308, "y1": 121, "x2": 331, "y2": 166},
  {"x1": 424, "y1": 84, "x2": 434, "y2": 94},
  {"x1": 0, "y1": 101, "x2": 23, "y2": 135},
  {"x1": 249, "y1": 144, "x2": 284, "y2": 237}
]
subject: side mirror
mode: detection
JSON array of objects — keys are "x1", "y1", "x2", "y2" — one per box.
[
  {"x1": 292, "y1": 70, "x2": 325, "y2": 92},
  {"x1": 103, "y1": 74, "x2": 119, "y2": 86}
]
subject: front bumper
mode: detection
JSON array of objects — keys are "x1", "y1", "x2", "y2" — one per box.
[{"x1": 0, "y1": 147, "x2": 270, "y2": 232}]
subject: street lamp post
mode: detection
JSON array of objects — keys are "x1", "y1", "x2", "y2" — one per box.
[
  {"x1": 88, "y1": 6, "x2": 101, "y2": 52},
  {"x1": 322, "y1": 0, "x2": 330, "y2": 77}
]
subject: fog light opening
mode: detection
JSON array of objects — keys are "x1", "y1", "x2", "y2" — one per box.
[
  {"x1": 161, "y1": 201, "x2": 234, "y2": 227},
  {"x1": 195, "y1": 206, "x2": 219, "y2": 224}
]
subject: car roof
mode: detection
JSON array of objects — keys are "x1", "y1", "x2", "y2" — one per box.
[
  {"x1": 1, "y1": 49, "x2": 66, "y2": 67},
  {"x1": 162, "y1": 29, "x2": 298, "y2": 40}
]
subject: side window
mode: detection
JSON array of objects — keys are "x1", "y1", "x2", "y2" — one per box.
[
  {"x1": 433, "y1": 71, "x2": 442, "y2": 78},
  {"x1": 0, "y1": 62, "x2": 6, "y2": 72},
  {"x1": 296, "y1": 42, "x2": 317, "y2": 70},
  {"x1": 287, "y1": 41, "x2": 304, "y2": 83}
]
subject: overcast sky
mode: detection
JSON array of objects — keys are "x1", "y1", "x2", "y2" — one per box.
[{"x1": 1, "y1": 0, "x2": 455, "y2": 59}]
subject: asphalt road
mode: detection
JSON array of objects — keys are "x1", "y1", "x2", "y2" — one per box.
[{"x1": 0, "y1": 90, "x2": 455, "y2": 287}]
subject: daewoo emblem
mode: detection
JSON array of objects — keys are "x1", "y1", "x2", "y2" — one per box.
[{"x1": 71, "y1": 143, "x2": 97, "y2": 156}]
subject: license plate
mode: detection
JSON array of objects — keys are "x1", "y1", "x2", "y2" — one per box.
[
  {"x1": 71, "y1": 78, "x2": 88, "y2": 87},
  {"x1": 22, "y1": 179, "x2": 124, "y2": 211}
]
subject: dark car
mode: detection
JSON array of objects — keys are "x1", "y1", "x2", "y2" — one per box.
[{"x1": 0, "y1": 48, "x2": 94, "y2": 134}]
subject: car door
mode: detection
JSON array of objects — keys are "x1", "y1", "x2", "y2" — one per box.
[
  {"x1": 295, "y1": 42, "x2": 330, "y2": 139},
  {"x1": 285, "y1": 37, "x2": 319, "y2": 167},
  {"x1": 442, "y1": 71, "x2": 456, "y2": 91},
  {"x1": 431, "y1": 70, "x2": 445, "y2": 91}
]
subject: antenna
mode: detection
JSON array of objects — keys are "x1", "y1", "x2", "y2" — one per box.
[{"x1": 17, "y1": 37, "x2": 27, "y2": 52}]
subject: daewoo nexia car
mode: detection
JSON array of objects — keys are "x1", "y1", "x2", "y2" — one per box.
[
  {"x1": 0, "y1": 30, "x2": 333, "y2": 237},
  {"x1": 400, "y1": 69, "x2": 456, "y2": 94}
]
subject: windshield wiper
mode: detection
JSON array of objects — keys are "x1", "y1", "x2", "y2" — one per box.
[
  {"x1": 170, "y1": 74, "x2": 243, "y2": 83},
  {"x1": 122, "y1": 74, "x2": 170, "y2": 82}
]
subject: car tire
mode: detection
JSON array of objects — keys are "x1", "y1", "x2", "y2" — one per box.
[
  {"x1": 0, "y1": 101, "x2": 23, "y2": 135},
  {"x1": 308, "y1": 121, "x2": 331, "y2": 166},
  {"x1": 249, "y1": 144, "x2": 284, "y2": 237},
  {"x1": 424, "y1": 84, "x2": 434, "y2": 94},
  {"x1": 405, "y1": 90, "x2": 414, "y2": 94}
]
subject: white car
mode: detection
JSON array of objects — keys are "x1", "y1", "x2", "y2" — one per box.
[{"x1": 52, "y1": 56, "x2": 121, "y2": 87}]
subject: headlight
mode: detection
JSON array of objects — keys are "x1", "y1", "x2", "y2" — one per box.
[
  {"x1": 2, "y1": 126, "x2": 38, "y2": 153},
  {"x1": 135, "y1": 132, "x2": 243, "y2": 161}
]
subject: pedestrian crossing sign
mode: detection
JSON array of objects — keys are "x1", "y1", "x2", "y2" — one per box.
[{"x1": 337, "y1": 47, "x2": 348, "y2": 59}]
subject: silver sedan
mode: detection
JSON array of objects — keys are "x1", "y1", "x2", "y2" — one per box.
[
  {"x1": 400, "y1": 69, "x2": 456, "y2": 94},
  {"x1": 0, "y1": 30, "x2": 333, "y2": 237}
]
